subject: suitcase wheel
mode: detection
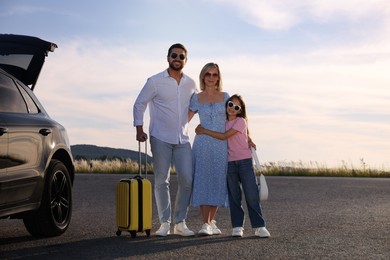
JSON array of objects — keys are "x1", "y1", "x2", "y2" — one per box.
[
  {"x1": 146, "y1": 229, "x2": 151, "y2": 237},
  {"x1": 116, "y1": 229, "x2": 122, "y2": 236},
  {"x1": 130, "y1": 231, "x2": 137, "y2": 238}
]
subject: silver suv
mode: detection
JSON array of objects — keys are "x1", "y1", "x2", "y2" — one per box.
[{"x1": 0, "y1": 34, "x2": 75, "y2": 237}]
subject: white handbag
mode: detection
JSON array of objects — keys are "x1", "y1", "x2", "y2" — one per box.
[{"x1": 251, "y1": 147, "x2": 269, "y2": 201}]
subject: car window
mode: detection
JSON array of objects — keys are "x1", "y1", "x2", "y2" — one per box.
[
  {"x1": 0, "y1": 73, "x2": 28, "y2": 113},
  {"x1": 0, "y1": 54, "x2": 33, "y2": 70},
  {"x1": 16, "y1": 81, "x2": 39, "y2": 114}
]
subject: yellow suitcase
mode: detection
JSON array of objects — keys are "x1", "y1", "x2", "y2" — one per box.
[{"x1": 115, "y1": 142, "x2": 152, "y2": 237}]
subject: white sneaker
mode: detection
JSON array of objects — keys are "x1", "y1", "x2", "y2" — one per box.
[
  {"x1": 198, "y1": 223, "x2": 213, "y2": 236},
  {"x1": 232, "y1": 227, "x2": 244, "y2": 237},
  {"x1": 210, "y1": 220, "x2": 222, "y2": 235},
  {"x1": 174, "y1": 221, "x2": 195, "y2": 236},
  {"x1": 155, "y1": 222, "x2": 170, "y2": 237},
  {"x1": 255, "y1": 227, "x2": 270, "y2": 238}
]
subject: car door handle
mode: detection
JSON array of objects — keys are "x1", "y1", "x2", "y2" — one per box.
[
  {"x1": 39, "y1": 128, "x2": 52, "y2": 136},
  {"x1": 0, "y1": 127, "x2": 8, "y2": 136}
]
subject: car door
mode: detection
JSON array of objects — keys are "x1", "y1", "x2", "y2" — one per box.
[
  {"x1": 0, "y1": 72, "x2": 44, "y2": 206},
  {"x1": 0, "y1": 116, "x2": 8, "y2": 176}
]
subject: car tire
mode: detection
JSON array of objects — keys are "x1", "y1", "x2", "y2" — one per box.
[{"x1": 23, "y1": 159, "x2": 73, "y2": 237}]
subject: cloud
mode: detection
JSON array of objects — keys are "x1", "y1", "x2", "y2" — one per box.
[
  {"x1": 211, "y1": 0, "x2": 390, "y2": 30},
  {"x1": 0, "y1": 3, "x2": 78, "y2": 18},
  {"x1": 207, "y1": 39, "x2": 390, "y2": 167},
  {"x1": 31, "y1": 6, "x2": 390, "y2": 168},
  {"x1": 35, "y1": 38, "x2": 161, "y2": 146},
  {"x1": 35, "y1": 36, "x2": 389, "y2": 168}
]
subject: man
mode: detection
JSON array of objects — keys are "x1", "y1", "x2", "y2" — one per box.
[{"x1": 133, "y1": 43, "x2": 196, "y2": 236}]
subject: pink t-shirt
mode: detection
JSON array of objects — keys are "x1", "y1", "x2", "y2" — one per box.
[{"x1": 226, "y1": 117, "x2": 252, "y2": 162}]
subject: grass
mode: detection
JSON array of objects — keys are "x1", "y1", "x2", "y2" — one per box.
[
  {"x1": 74, "y1": 158, "x2": 390, "y2": 177},
  {"x1": 74, "y1": 159, "x2": 153, "y2": 174},
  {"x1": 260, "y1": 160, "x2": 390, "y2": 178}
]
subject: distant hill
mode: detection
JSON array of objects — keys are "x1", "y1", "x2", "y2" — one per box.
[{"x1": 71, "y1": 144, "x2": 152, "y2": 162}]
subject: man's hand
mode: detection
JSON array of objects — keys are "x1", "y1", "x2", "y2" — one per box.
[{"x1": 136, "y1": 125, "x2": 148, "y2": 142}]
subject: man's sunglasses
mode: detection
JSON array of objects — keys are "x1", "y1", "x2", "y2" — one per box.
[
  {"x1": 170, "y1": 53, "x2": 186, "y2": 60},
  {"x1": 228, "y1": 101, "x2": 241, "y2": 111}
]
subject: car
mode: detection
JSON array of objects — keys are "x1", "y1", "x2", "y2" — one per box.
[{"x1": 0, "y1": 34, "x2": 75, "y2": 237}]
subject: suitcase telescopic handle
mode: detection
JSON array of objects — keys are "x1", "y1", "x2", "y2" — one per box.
[{"x1": 138, "y1": 141, "x2": 148, "y2": 178}]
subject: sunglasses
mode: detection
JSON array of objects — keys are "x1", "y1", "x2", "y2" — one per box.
[
  {"x1": 205, "y1": 72, "x2": 219, "y2": 78},
  {"x1": 170, "y1": 53, "x2": 186, "y2": 60},
  {"x1": 228, "y1": 101, "x2": 241, "y2": 111}
]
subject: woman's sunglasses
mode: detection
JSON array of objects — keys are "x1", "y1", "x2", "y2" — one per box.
[
  {"x1": 204, "y1": 72, "x2": 219, "y2": 78},
  {"x1": 170, "y1": 53, "x2": 186, "y2": 60},
  {"x1": 228, "y1": 101, "x2": 241, "y2": 111}
]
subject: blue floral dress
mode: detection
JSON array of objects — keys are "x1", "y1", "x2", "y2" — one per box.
[{"x1": 190, "y1": 92, "x2": 229, "y2": 207}]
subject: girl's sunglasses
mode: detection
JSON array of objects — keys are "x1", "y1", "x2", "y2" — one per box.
[
  {"x1": 170, "y1": 53, "x2": 186, "y2": 60},
  {"x1": 228, "y1": 101, "x2": 241, "y2": 111}
]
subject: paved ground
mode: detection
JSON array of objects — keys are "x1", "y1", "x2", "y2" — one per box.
[{"x1": 1, "y1": 174, "x2": 389, "y2": 259}]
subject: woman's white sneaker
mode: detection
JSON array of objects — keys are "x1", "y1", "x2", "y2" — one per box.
[
  {"x1": 210, "y1": 220, "x2": 222, "y2": 235},
  {"x1": 198, "y1": 223, "x2": 213, "y2": 236},
  {"x1": 232, "y1": 227, "x2": 244, "y2": 237}
]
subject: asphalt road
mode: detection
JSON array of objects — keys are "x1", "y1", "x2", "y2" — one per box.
[{"x1": 1, "y1": 174, "x2": 389, "y2": 259}]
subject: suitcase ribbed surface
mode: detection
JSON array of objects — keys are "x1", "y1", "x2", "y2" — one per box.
[
  {"x1": 116, "y1": 182, "x2": 130, "y2": 228},
  {"x1": 140, "y1": 179, "x2": 153, "y2": 230}
]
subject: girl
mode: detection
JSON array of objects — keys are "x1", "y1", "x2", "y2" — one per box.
[{"x1": 195, "y1": 94, "x2": 270, "y2": 238}]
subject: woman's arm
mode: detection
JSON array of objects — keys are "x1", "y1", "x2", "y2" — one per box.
[{"x1": 195, "y1": 124, "x2": 238, "y2": 140}]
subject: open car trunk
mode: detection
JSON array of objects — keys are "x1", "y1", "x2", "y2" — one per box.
[{"x1": 0, "y1": 34, "x2": 57, "y2": 90}]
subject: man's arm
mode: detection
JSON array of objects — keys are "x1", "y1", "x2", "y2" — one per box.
[{"x1": 133, "y1": 78, "x2": 155, "y2": 142}]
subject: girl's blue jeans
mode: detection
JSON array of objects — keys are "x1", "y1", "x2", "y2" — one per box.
[{"x1": 227, "y1": 158, "x2": 266, "y2": 228}]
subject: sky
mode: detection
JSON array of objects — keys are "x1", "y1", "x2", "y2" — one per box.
[{"x1": 1, "y1": 0, "x2": 390, "y2": 169}]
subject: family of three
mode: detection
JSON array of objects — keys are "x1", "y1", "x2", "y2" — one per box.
[{"x1": 133, "y1": 43, "x2": 270, "y2": 238}]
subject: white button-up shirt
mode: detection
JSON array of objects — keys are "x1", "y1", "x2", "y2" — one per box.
[{"x1": 133, "y1": 69, "x2": 197, "y2": 144}]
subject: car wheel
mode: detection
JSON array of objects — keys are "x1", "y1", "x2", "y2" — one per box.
[{"x1": 23, "y1": 159, "x2": 72, "y2": 237}]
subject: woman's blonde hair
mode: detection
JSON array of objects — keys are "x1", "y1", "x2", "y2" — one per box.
[{"x1": 199, "y1": 62, "x2": 223, "y2": 91}]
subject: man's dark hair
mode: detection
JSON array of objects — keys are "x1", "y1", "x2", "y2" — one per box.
[{"x1": 168, "y1": 43, "x2": 187, "y2": 56}]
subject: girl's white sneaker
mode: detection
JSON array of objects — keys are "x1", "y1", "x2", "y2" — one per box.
[
  {"x1": 232, "y1": 227, "x2": 244, "y2": 237},
  {"x1": 255, "y1": 227, "x2": 270, "y2": 238}
]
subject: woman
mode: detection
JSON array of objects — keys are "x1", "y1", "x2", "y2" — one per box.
[{"x1": 188, "y1": 63, "x2": 229, "y2": 235}]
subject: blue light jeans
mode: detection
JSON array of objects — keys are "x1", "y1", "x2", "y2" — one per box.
[
  {"x1": 227, "y1": 158, "x2": 266, "y2": 228},
  {"x1": 150, "y1": 136, "x2": 193, "y2": 225}
]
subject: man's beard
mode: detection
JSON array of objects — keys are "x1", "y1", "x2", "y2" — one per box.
[{"x1": 169, "y1": 61, "x2": 183, "y2": 71}]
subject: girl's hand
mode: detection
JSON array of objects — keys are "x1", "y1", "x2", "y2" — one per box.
[
  {"x1": 248, "y1": 137, "x2": 257, "y2": 150},
  {"x1": 195, "y1": 124, "x2": 205, "y2": 134}
]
